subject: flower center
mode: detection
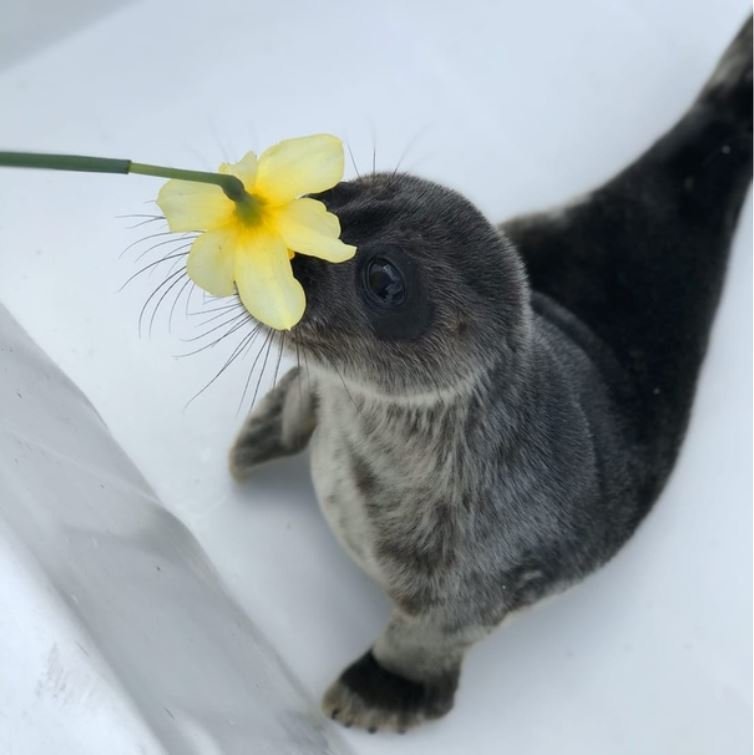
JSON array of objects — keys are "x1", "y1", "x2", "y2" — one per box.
[{"x1": 234, "y1": 193, "x2": 265, "y2": 228}]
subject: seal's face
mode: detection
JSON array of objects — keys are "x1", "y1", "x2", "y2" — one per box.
[{"x1": 290, "y1": 173, "x2": 527, "y2": 397}]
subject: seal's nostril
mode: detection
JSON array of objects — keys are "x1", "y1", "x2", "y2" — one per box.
[
  {"x1": 290, "y1": 254, "x2": 317, "y2": 291},
  {"x1": 291, "y1": 254, "x2": 332, "y2": 302}
]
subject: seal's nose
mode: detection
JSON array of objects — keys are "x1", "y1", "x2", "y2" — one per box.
[{"x1": 290, "y1": 252, "x2": 327, "y2": 297}]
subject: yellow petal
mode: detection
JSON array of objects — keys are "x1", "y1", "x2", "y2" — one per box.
[
  {"x1": 186, "y1": 230, "x2": 236, "y2": 297},
  {"x1": 220, "y1": 150, "x2": 258, "y2": 191},
  {"x1": 274, "y1": 198, "x2": 356, "y2": 262},
  {"x1": 255, "y1": 134, "x2": 344, "y2": 205},
  {"x1": 157, "y1": 179, "x2": 233, "y2": 233},
  {"x1": 234, "y1": 231, "x2": 306, "y2": 330}
]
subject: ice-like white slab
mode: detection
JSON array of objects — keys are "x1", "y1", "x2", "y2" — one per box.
[
  {"x1": 0, "y1": 305, "x2": 350, "y2": 754},
  {"x1": 0, "y1": 0, "x2": 751, "y2": 753}
]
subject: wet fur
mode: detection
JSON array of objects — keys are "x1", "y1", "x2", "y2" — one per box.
[{"x1": 231, "y1": 21, "x2": 752, "y2": 732}]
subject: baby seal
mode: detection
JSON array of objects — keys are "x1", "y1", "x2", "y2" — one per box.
[{"x1": 230, "y1": 20, "x2": 752, "y2": 732}]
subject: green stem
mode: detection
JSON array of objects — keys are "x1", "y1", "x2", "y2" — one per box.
[
  {"x1": 129, "y1": 162, "x2": 247, "y2": 201},
  {"x1": 0, "y1": 151, "x2": 247, "y2": 202}
]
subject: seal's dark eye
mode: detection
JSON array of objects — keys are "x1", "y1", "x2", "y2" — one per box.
[
  {"x1": 356, "y1": 244, "x2": 430, "y2": 339},
  {"x1": 365, "y1": 257, "x2": 406, "y2": 306}
]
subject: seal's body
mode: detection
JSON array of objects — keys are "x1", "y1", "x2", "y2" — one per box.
[{"x1": 230, "y1": 21, "x2": 752, "y2": 732}]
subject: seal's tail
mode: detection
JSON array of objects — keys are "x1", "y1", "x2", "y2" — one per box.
[{"x1": 505, "y1": 17, "x2": 752, "y2": 480}]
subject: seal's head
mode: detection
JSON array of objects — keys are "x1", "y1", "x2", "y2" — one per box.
[{"x1": 290, "y1": 173, "x2": 529, "y2": 398}]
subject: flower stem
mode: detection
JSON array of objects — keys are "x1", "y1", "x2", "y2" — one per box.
[
  {"x1": 129, "y1": 162, "x2": 247, "y2": 201},
  {"x1": 0, "y1": 151, "x2": 247, "y2": 201}
]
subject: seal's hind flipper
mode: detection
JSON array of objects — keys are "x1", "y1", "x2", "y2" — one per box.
[{"x1": 503, "y1": 18, "x2": 752, "y2": 463}]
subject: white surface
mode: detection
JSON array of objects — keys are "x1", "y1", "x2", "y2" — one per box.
[
  {"x1": 0, "y1": 1, "x2": 751, "y2": 753},
  {"x1": 0, "y1": 0, "x2": 132, "y2": 69}
]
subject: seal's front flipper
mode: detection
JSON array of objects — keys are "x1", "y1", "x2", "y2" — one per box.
[
  {"x1": 229, "y1": 367, "x2": 316, "y2": 479},
  {"x1": 322, "y1": 613, "x2": 465, "y2": 733}
]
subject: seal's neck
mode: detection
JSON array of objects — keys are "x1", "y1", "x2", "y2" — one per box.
[{"x1": 312, "y1": 316, "x2": 536, "y2": 450}]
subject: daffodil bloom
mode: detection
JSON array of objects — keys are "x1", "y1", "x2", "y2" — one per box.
[{"x1": 156, "y1": 134, "x2": 356, "y2": 330}]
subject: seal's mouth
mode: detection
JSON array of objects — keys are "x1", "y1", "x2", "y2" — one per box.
[
  {"x1": 286, "y1": 322, "x2": 350, "y2": 354},
  {"x1": 285, "y1": 328, "x2": 319, "y2": 348}
]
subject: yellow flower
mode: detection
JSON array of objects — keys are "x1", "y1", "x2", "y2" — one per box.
[{"x1": 156, "y1": 134, "x2": 356, "y2": 330}]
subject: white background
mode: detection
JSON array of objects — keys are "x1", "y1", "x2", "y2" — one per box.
[{"x1": 0, "y1": 1, "x2": 751, "y2": 753}]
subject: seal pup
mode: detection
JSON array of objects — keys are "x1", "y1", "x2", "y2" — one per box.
[{"x1": 230, "y1": 20, "x2": 752, "y2": 732}]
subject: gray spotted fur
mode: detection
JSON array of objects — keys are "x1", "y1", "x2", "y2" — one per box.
[{"x1": 230, "y1": 21, "x2": 752, "y2": 732}]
